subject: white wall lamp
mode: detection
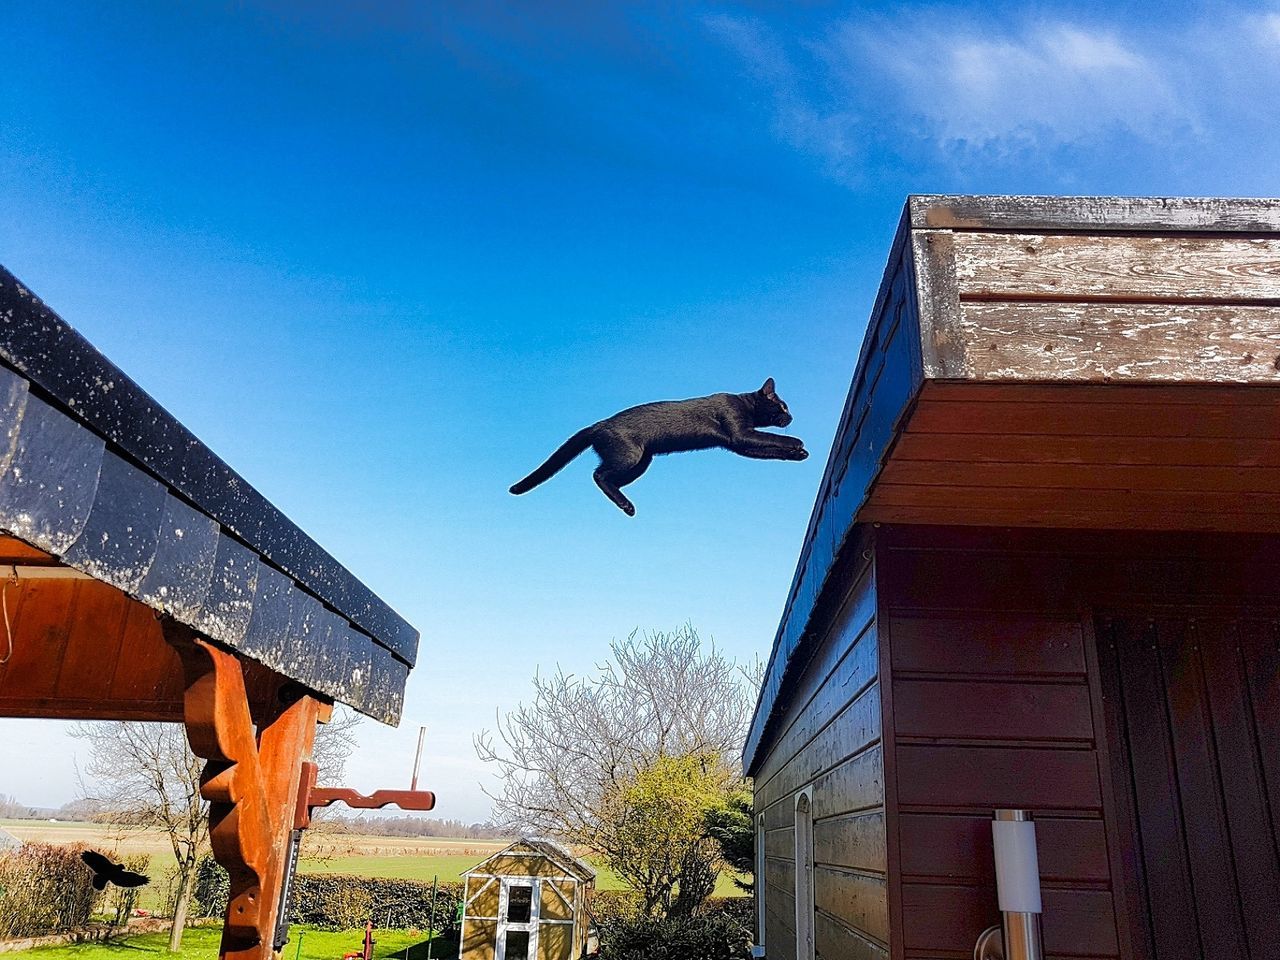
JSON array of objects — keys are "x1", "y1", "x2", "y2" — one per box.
[{"x1": 974, "y1": 809, "x2": 1045, "y2": 960}]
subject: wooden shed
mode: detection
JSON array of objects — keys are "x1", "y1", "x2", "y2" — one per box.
[
  {"x1": 745, "y1": 196, "x2": 1280, "y2": 960},
  {"x1": 0, "y1": 266, "x2": 430, "y2": 959},
  {"x1": 459, "y1": 839, "x2": 596, "y2": 960}
]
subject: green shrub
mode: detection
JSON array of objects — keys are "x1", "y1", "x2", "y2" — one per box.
[
  {"x1": 0, "y1": 842, "x2": 99, "y2": 936},
  {"x1": 700, "y1": 896, "x2": 753, "y2": 925},
  {"x1": 587, "y1": 889, "x2": 642, "y2": 924},
  {"x1": 597, "y1": 913, "x2": 752, "y2": 960},
  {"x1": 193, "y1": 854, "x2": 230, "y2": 919},
  {"x1": 190, "y1": 859, "x2": 461, "y2": 933}
]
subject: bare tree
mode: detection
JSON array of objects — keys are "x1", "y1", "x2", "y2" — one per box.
[
  {"x1": 70, "y1": 706, "x2": 361, "y2": 951},
  {"x1": 476, "y1": 624, "x2": 759, "y2": 914}
]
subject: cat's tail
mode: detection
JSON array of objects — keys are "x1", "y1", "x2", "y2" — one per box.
[{"x1": 510, "y1": 428, "x2": 594, "y2": 495}]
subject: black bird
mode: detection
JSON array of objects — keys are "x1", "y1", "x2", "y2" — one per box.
[{"x1": 81, "y1": 851, "x2": 150, "y2": 890}]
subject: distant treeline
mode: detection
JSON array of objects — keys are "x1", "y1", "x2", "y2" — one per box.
[
  {"x1": 0, "y1": 793, "x2": 507, "y2": 841},
  {"x1": 314, "y1": 814, "x2": 509, "y2": 839}
]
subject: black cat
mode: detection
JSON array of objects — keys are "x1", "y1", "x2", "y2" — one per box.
[{"x1": 510, "y1": 378, "x2": 807, "y2": 515}]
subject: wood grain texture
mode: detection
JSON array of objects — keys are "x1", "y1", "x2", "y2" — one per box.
[
  {"x1": 911, "y1": 195, "x2": 1280, "y2": 234},
  {"x1": 955, "y1": 302, "x2": 1280, "y2": 383},
  {"x1": 954, "y1": 233, "x2": 1280, "y2": 302}
]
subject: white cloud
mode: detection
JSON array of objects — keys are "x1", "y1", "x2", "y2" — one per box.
[
  {"x1": 708, "y1": 7, "x2": 1280, "y2": 173},
  {"x1": 832, "y1": 16, "x2": 1194, "y2": 149}
]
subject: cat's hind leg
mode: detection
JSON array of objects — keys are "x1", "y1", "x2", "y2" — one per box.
[
  {"x1": 591, "y1": 446, "x2": 651, "y2": 517},
  {"x1": 594, "y1": 467, "x2": 637, "y2": 516}
]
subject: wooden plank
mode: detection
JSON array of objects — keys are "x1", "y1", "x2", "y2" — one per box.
[
  {"x1": 863, "y1": 501, "x2": 1280, "y2": 534},
  {"x1": 881, "y1": 459, "x2": 1280, "y2": 495},
  {"x1": 910, "y1": 195, "x2": 1280, "y2": 234},
  {"x1": 922, "y1": 380, "x2": 1280, "y2": 405},
  {"x1": 756, "y1": 684, "x2": 882, "y2": 810},
  {"x1": 953, "y1": 233, "x2": 1280, "y2": 302},
  {"x1": 1093, "y1": 618, "x2": 1157, "y2": 960},
  {"x1": 814, "y1": 866, "x2": 888, "y2": 943},
  {"x1": 0, "y1": 535, "x2": 55, "y2": 561},
  {"x1": 893, "y1": 678, "x2": 1093, "y2": 743},
  {"x1": 53, "y1": 580, "x2": 131, "y2": 702},
  {"x1": 0, "y1": 580, "x2": 74, "y2": 699},
  {"x1": 1197, "y1": 620, "x2": 1280, "y2": 957},
  {"x1": 900, "y1": 882, "x2": 1118, "y2": 957},
  {"x1": 896, "y1": 744, "x2": 1102, "y2": 810},
  {"x1": 907, "y1": 395, "x2": 1280, "y2": 439},
  {"x1": 108, "y1": 599, "x2": 179, "y2": 702},
  {"x1": 898, "y1": 813, "x2": 1109, "y2": 884},
  {"x1": 0, "y1": 696, "x2": 183, "y2": 721},
  {"x1": 955, "y1": 302, "x2": 1280, "y2": 383},
  {"x1": 1111, "y1": 618, "x2": 1200, "y2": 960},
  {"x1": 913, "y1": 230, "x2": 964, "y2": 379},
  {"x1": 869, "y1": 482, "x2": 1280, "y2": 517},
  {"x1": 889, "y1": 616, "x2": 1085, "y2": 678},
  {"x1": 1155, "y1": 618, "x2": 1248, "y2": 960},
  {"x1": 891, "y1": 431, "x2": 1280, "y2": 467},
  {"x1": 765, "y1": 825, "x2": 795, "y2": 860},
  {"x1": 814, "y1": 910, "x2": 887, "y2": 960},
  {"x1": 814, "y1": 810, "x2": 886, "y2": 874},
  {"x1": 1240, "y1": 621, "x2": 1280, "y2": 870},
  {"x1": 754, "y1": 619, "x2": 878, "y2": 794},
  {"x1": 812, "y1": 745, "x2": 884, "y2": 821}
]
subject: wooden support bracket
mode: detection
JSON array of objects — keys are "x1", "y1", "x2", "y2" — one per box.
[
  {"x1": 294, "y1": 761, "x2": 436, "y2": 830},
  {"x1": 165, "y1": 621, "x2": 322, "y2": 960}
]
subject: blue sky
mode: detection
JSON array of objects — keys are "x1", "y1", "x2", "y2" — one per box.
[{"x1": 1, "y1": 1, "x2": 1277, "y2": 821}]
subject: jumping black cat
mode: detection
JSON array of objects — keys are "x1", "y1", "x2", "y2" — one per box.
[{"x1": 510, "y1": 378, "x2": 807, "y2": 515}]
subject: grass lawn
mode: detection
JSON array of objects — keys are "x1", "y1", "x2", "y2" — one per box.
[{"x1": 9, "y1": 926, "x2": 451, "y2": 960}]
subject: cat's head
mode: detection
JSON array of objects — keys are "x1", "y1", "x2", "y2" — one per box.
[{"x1": 756, "y1": 378, "x2": 793, "y2": 427}]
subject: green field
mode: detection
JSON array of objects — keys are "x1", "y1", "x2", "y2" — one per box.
[
  {"x1": 10, "y1": 926, "x2": 448, "y2": 960},
  {"x1": 300, "y1": 854, "x2": 745, "y2": 897},
  {"x1": 3, "y1": 821, "x2": 745, "y2": 899}
]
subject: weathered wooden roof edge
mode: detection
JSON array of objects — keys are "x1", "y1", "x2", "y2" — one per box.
[
  {"x1": 909, "y1": 194, "x2": 1280, "y2": 232},
  {"x1": 0, "y1": 267, "x2": 417, "y2": 724}
]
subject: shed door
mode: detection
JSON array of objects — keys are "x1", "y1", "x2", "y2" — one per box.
[
  {"x1": 497, "y1": 879, "x2": 539, "y2": 960},
  {"x1": 1096, "y1": 615, "x2": 1280, "y2": 960}
]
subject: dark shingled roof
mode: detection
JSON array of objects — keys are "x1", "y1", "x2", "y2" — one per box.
[{"x1": 0, "y1": 265, "x2": 419, "y2": 724}]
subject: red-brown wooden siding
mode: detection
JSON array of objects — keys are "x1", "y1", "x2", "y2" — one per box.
[
  {"x1": 876, "y1": 526, "x2": 1280, "y2": 960},
  {"x1": 754, "y1": 559, "x2": 888, "y2": 960}
]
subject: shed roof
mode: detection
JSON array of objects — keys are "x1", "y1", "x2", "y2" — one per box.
[
  {"x1": 0, "y1": 266, "x2": 418, "y2": 723},
  {"x1": 744, "y1": 195, "x2": 1280, "y2": 773},
  {"x1": 0, "y1": 827, "x2": 20, "y2": 850},
  {"x1": 464, "y1": 838, "x2": 597, "y2": 882}
]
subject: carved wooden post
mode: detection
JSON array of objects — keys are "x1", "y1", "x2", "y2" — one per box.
[{"x1": 165, "y1": 621, "x2": 322, "y2": 960}]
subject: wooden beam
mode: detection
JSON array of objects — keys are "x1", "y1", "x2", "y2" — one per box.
[{"x1": 166, "y1": 621, "x2": 321, "y2": 960}]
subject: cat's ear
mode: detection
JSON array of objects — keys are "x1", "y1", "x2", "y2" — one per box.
[{"x1": 760, "y1": 377, "x2": 777, "y2": 398}]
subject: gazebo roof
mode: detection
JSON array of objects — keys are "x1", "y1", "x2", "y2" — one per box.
[{"x1": 0, "y1": 266, "x2": 418, "y2": 723}]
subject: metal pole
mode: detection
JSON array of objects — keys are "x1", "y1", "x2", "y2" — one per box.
[
  {"x1": 411, "y1": 726, "x2": 426, "y2": 791},
  {"x1": 425, "y1": 875, "x2": 439, "y2": 960},
  {"x1": 293, "y1": 928, "x2": 305, "y2": 960},
  {"x1": 991, "y1": 809, "x2": 1044, "y2": 960}
]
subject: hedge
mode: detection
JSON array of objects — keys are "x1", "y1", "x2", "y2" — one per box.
[
  {"x1": 192, "y1": 857, "x2": 462, "y2": 933},
  {"x1": 0, "y1": 842, "x2": 100, "y2": 937}
]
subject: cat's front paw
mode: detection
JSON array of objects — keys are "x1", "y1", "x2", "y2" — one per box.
[{"x1": 790, "y1": 447, "x2": 809, "y2": 461}]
